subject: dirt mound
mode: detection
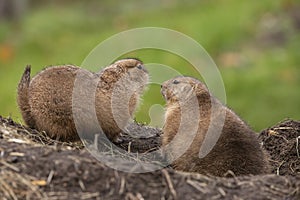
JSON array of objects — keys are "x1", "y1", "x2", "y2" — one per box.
[
  {"x1": 0, "y1": 116, "x2": 299, "y2": 199},
  {"x1": 259, "y1": 119, "x2": 300, "y2": 176}
]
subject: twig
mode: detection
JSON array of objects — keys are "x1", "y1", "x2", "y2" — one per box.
[
  {"x1": 186, "y1": 179, "x2": 207, "y2": 193},
  {"x1": 136, "y1": 193, "x2": 144, "y2": 200},
  {"x1": 296, "y1": 136, "x2": 300, "y2": 158},
  {"x1": 128, "y1": 142, "x2": 132, "y2": 153},
  {"x1": 47, "y1": 170, "x2": 55, "y2": 184},
  {"x1": 79, "y1": 180, "x2": 86, "y2": 191},
  {"x1": 119, "y1": 176, "x2": 125, "y2": 195},
  {"x1": 94, "y1": 134, "x2": 99, "y2": 151},
  {"x1": 17, "y1": 173, "x2": 44, "y2": 198},
  {"x1": 162, "y1": 169, "x2": 177, "y2": 199},
  {"x1": 81, "y1": 192, "x2": 100, "y2": 199},
  {"x1": 276, "y1": 161, "x2": 285, "y2": 175},
  {"x1": 0, "y1": 178, "x2": 18, "y2": 200},
  {"x1": 217, "y1": 187, "x2": 226, "y2": 197},
  {"x1": 0, "y1": 160, "x2": 20, "y2": 172},
  {"x1": 273, "y1": 127, "x2": 300, "y2": 131}
]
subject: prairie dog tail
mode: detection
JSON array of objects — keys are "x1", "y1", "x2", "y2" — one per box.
[{"x1": 17, "y1": 65, "x2": 35, "y2": 127}]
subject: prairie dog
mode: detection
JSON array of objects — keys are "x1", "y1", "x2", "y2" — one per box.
[
  {"x1": 17, "y1": 58, "x2": 148, "y2": 142},
  {"x1": 161, "y1": 76, "x2": 269, "y2": 176}
]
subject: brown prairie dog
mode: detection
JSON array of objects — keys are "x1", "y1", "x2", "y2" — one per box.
[
  {"x1": 161, "y1": 76, "x2": 269, "y2": 176},
  {"x1": 17, "y1": 58, "x2": 149, "y2": 142}
]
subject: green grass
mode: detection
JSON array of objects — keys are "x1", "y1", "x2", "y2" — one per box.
[{"x1": 0, "y1": 0, "x2": 299, "y2": 131}]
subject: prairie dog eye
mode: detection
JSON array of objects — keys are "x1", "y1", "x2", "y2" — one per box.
[
  {"x1": 173, "y1": 80, "x2": 180, "y2": 84},
  {"x1": 137, "y1": 64, "x2": 143, "y2": 69}
]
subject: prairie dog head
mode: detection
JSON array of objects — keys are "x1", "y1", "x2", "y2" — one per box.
[
  {"x1": 100, "y1": 58, "x2": 149, "y2": 93},
  {"x1": 98, "y1": 58, "x2": 149, "y2": 131},
  {"x1": 161, "y1": 76, "x2": 210, "y2": 104}
]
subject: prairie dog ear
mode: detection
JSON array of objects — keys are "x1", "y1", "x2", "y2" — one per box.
[
  {"x1": 174, "y1": 83, "x2": 194, "y2": 100},
  {"x1": 192, "y1": 83, "x2": 199, "y2": 92}
]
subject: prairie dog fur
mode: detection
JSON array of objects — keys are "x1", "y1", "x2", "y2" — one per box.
[
  {"x1": 17, "y1": 58, "x2": 148, "y2": 142},
  {"x1": 161, "y1": 76, "x2": 269, "y2": 176}
]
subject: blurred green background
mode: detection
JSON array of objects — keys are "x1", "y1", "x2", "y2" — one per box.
[{"x1": 0, "y1": 0, "x2": 299, "y2": 131}]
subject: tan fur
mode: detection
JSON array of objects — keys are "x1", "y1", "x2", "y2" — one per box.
[
  {"x1": 17, "y1": 59, "x2": 148, "y2": 142},
  {"x1": 161, "y1": 76, "x2": 269, "y2": 176}
]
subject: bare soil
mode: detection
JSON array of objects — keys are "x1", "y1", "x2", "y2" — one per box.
[{"x1": 0, "y1": 116, "x2": 299, "y2": 200}]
